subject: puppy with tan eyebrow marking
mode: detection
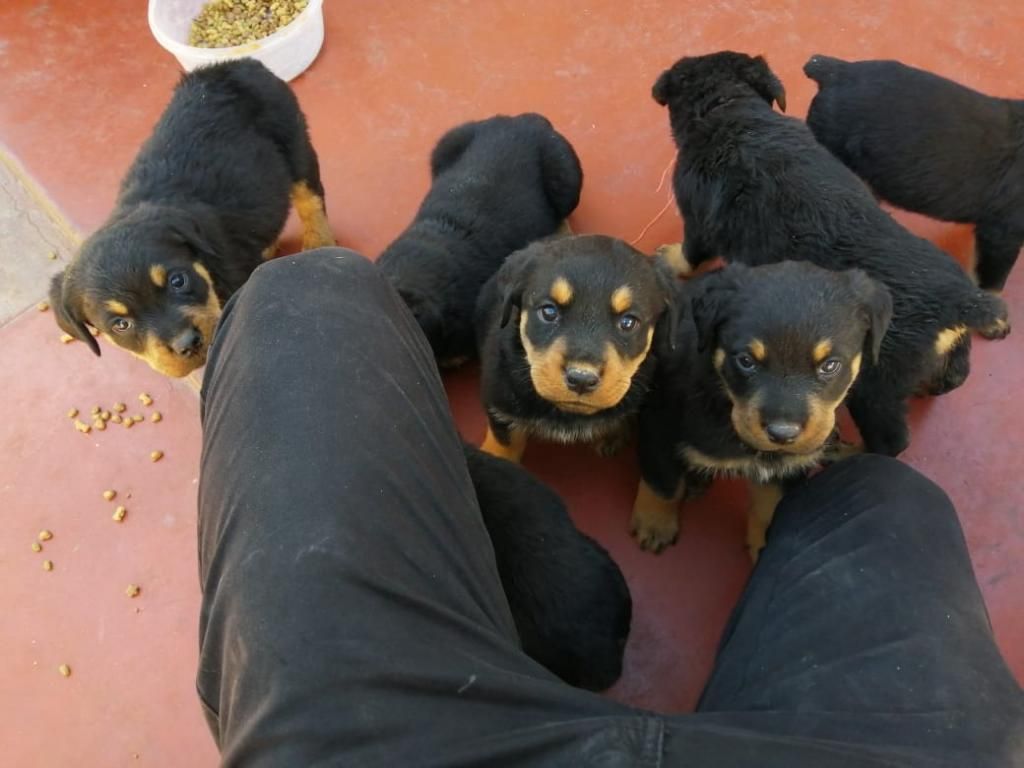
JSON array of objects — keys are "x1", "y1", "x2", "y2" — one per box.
[
  {"x1": 49, "y1": 58, "x2": 334, "y2": 377},
  {"x1": 633, "y1": 261, "x2": 892, "y2": 558},
  {"x1": 475, "y1": 235, "x2": 675, "y2": 463}
]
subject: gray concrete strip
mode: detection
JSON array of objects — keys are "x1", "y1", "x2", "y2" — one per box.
[{"x1": 0, "y1": 147, "x2": 81, "y2": 325}]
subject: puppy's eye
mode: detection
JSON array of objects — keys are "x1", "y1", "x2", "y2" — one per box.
[
  {"x1": 818, "y1": 358, "x2": 843, "y2": 377},
  {"x1": 735, "y1": 353, "x2": 757, "y2": 373},
  {"x1": 538, "y1": 303, "x2": 560, "y2": 323},
  {"x1": 168, "y1": 271, "x2": 189, "y2": 292},
  {"x1": 618, "y1": 314, "x2": 640, "y2": 332},
  {"x1": 111, "y1": 318, "x2": 133, "y2": 334}
]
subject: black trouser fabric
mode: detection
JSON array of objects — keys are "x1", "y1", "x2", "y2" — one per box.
[{"x1": 197, "y1": 249, "x2": 1023, "y2": 767}]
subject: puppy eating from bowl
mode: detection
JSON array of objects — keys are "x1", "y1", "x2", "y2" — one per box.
[
  {"x1": 475, "y1": 235, "x2": 675, "y2": 463},
  {"x1": 634, "y1": 260, "x2": 891, "y2": 558}
]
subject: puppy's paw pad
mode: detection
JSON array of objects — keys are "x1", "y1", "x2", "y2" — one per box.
[
  {"x1": 978, "y1": 318, "x2": 1011, "y2": 340},
  {"x1": 629, "y1": 513, "x2": 679, "y2": 554}
]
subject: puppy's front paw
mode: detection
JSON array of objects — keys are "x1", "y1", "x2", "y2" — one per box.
[
  {"x1": 654, "y1": 242, "x2": 693, "y2": 278},
  {"x1": 630, "y1": 505, "x2": 679, "y2": 553},
  {"x1": 978, "y1": 316, "x2": 1011, "y2": 340}
]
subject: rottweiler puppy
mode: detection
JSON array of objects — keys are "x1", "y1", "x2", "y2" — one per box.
[
  {"x1": 651, "y1": 51, "x2": 1009, "y2": 457},
  {"x1": 463, "y1": 444, "x2": 631, "y2": 691},
  {"x1": 378, "y1": 113, "x2": 582, "y2": 367},
  {"x1": 634, "y1": 261, "x2": 890, "y2": 557},
  {"x1": 49, "y1": 58, "x2": 334, "y2": 377},
  {"x1": 476, "y1": 235, "x2": 675, "y2": 462},
  {"x1": 804, "y1": 55, "x2": 1024, "y2": 292}
]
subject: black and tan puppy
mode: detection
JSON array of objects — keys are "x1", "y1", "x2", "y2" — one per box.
[
  {"x1": 651, "y1": 51, "x2": 1009, "y2": 457},
  {"x1": 634, "y1": 261, "x2": 890, "y2": 556},
  {"x1": 378, "y1": 113, "x2": 582, "y2": 366},
  {"x1": 476, "y1": 235, "x2": 674, "y2": 462},
  {"x1": 463, "y1": 444, "x2": 631, "y2": 691},
  {"x1": 805, "y1": 55, "x2": 1024, "y2": 292},
  {"x1": 50, "y1": 58, "x2": 334, "y2": 377}
]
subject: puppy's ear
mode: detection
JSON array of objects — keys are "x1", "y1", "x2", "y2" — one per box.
[
  {"x1": 651, "y1": 256, "x2": 680, "y2": 351},
  {"x1": 497, "y1": 246, "x2": 538, "y2": 328},
  {"x1": 846, "y1": 269, "x2": 892, "y2": 363},
  {"x1": 746, "y1": 55, "x2": 787, "y2": 112},
  {"x1": 690, "y1": 268, "x2": 738, "y2": 352},
  {"x1": 166, "y1": 210, "x2": 217, "y2": 261},
  {"x1": 49, "y1": 268, "x2": 100, "y2": 356},
  {"x1": 652, "y1": 68, "x2": 674, "y2": 106}
]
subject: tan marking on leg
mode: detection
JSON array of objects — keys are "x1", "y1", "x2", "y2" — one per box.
[
  {"x1": 550, "y1": 277, "x2": 573, "y2": 306},
  {"x1": 290, "y1": 181, "x2": 335, "y2": 251},
  {"x1": 149, "y1": 265, "x2": 167, "y2": 288},
  {"x1": 749, "y1": 338, "x2": 767, "y2": 362},
  {"x1": 655, "y1": 242, "x2": 693, "y2": 277},
  {"x1": 630, "y1": 478, "x2": 682, "y2": 553},
  {"x1": 261, "y1": 242, "x2": 279, "y2": 261},
  {"x1": 611, "y1": 286, "x2": 633, "y2": 314},
  {"x1": 480, "y1": 425, "x2": 527, "y2": 463},
  {"x1": 747, "y1": 482, "x2": 784, "y2": 563},
  {"x1": 812, "y1": 339, "x2": 833, "y2": 364},
  {"x1": 105, "y1": 300, "x2": 129, "y2": 315},
  {"x1": 934, "y1": 326, "x2": 968, "y2": 356}
]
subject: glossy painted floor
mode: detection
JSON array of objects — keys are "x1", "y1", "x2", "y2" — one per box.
[{"x1": 1, "y1": 1, "x2": 1021, "y2": 765}]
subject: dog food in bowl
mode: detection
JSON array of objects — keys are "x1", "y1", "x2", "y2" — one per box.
[{"x1": 189, "y1": 0, "x2": 309, "y2": 48}]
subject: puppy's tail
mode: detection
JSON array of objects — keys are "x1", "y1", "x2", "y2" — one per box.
[
  {"x1": 803, "y1": 54, "x2": 847, "y2": 85},
  {"x1": 960, "y1": 289, "x2": 1011, "y2": 340}
]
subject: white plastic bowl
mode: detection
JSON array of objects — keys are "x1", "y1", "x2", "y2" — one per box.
[{"x1": 148, "y1": 0, "x2": 325, "y2": 82}]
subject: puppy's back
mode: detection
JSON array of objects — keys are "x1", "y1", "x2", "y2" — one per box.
[{"x1": 463, "y1": 445, "x2": 631, "y2": 691}]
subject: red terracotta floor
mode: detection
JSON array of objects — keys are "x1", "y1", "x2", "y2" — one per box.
[{"x1": 1, "y1": 1, "x2": 1022, "y2": 765}]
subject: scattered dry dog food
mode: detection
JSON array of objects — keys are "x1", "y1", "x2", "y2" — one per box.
[
  {"x1": 31, "y1": 542, "x2": 42, "y2": 553},
  {"x1": 151, "y1": 411, "x2": 162, "y2": 423},
  {"x1": 48, "y1": 251, "x2": 58, "y2": 261},
  {"x1": 150, "y1": 450, "x2": 164, "y2": 462},
  {"x1": 93, "y1": 419, "x2": 106, "y2": 431},
  {"x1": 103, "y1": 489, "x2": 117, "y2": 501},
  {"x1": 74, "y1": 419, "x2": 91, "y2": 434},
  {"x1": 38, "y1": 530, "x2": 53, "y2": 542},
  {"x1": 91, "y1": 405, "x2": 101, "y2": 415},
  {"x1": 101, "y1": 411, "x2": 111, "y2": 421},
  {"x1": 113, "y1": 402, "x2": 127, "y2": 413},
  {"x1": 60, "y1": 333, "x2": 75, "y2": 344},
  {"x1": 43, "y1": 560, "x2": 54, "y2": 571},
  {"x1": 113, "y1": 506, "x2": 127, "y2": 522},
  {"x1": 37, "y1": 301, "x2": 50, "y2": 312},
  {"x1": 89, "y1": 326, "x2": 100, "y2": 337},
  {"x1": 124, "y1": 418, "x2": 135, "y2": 430},
  {"x1": 132, "y1": 414, "x2": 144, "y2": 424},
  {"x1": 111, "y1": 414, "x2": 123, "y2": 424},
  {"x1": 59, "y1": 664, "x2": 71, "y2": 677},
  {"x1": 125, "y1": 584, "x2": 141, "y2": 598},
  {"x1": 188, "y1": 0, "x2": 309, "y2": 48},
  {"x1": 67, "y1": 407, "x2": 78, "y2": 419},
  {"x1": 139, "y1": 393, "x2": 153, "y2": 406}
]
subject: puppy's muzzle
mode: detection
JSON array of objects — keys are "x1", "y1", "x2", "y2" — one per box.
[{"x1": 171, "y1": 327, "x2": 203, "y2": 357}]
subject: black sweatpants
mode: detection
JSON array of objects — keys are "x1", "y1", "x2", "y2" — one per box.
[{"x1": 197, "y1": 249, "x2": 1023, "y2": 767}]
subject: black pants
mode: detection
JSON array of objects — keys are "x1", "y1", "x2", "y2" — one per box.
[{"x1": 197, "y1": 250, "x2": 1023, "y2": 767}]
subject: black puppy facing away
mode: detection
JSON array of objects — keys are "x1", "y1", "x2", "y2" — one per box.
[
  {"x1": 476, "y1": 235, "x2": 675, "y2": 462},
  {"x1": 651, "y1": 51, "x2": 1009, "y2": 457},
  {"x1": 462, "y1": 444, "x2": 631, "y2": 691},
  {"x1": 634, "y1": 261, "x2": 889, "y2": 556},
  {"x1": 378, "y1": 113, "x2": 583, "y2": 367},
  {"x1": 50, "y1": 58, "x2": 334, "y2": 377},
  {"x1": 805, "y1": 55, "x2": 1024, "y2": 292}
]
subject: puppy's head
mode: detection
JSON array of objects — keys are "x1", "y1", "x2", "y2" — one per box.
[
  {"x1": 497, "y1": 235, "x2": 675, "y2": 415},
  {"x1": 50, "y1": 205, "x2": 222, "y2": 377},
  {"x1": 692, "y1": 262, "x2": 891, "y2": 454},
  {"x1": 652, "y1": 51, "x2": 786, "y2": 118}
]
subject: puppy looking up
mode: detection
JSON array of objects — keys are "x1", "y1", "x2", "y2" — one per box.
[
  {"x1": 805, "y1": 55, "x2": 1024, "y2": 292},
  {"x1": 476, "y1": 235, "x2": 675, "y2": 462},
  {"x1": 651, "y1": 51, "x2": 1009, "y2": 456},
  {"x1": 634, "y1": 261, "x2": 890, "y2": 556},
  {"x1": 50, "y1": 59, "x2": 334, "y2": 377},
  {"x1": 463, "y1": 444, "x2": 631, "y2": 691},
  {"x1": 378, "y1": 113, "x2": 582, "y2": 366}
]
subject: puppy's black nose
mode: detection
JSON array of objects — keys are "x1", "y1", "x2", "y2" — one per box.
[
  {"x1": 171, "y1": 328, "x2": 202, "y2": 357},
  {"x1": 764, "y1": 421, "x2": 802, "y2": 444},
  {"x1": 564, "y1": 367, "x2": 600, "y2": 394}
]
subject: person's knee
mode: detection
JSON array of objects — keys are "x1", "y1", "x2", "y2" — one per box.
[
  {"x1": 783, "y1": 454, "x2": 959, "y2": 537},
  {"x1": 245, "y1": 247, "x2": 378, "y2": 298}
]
